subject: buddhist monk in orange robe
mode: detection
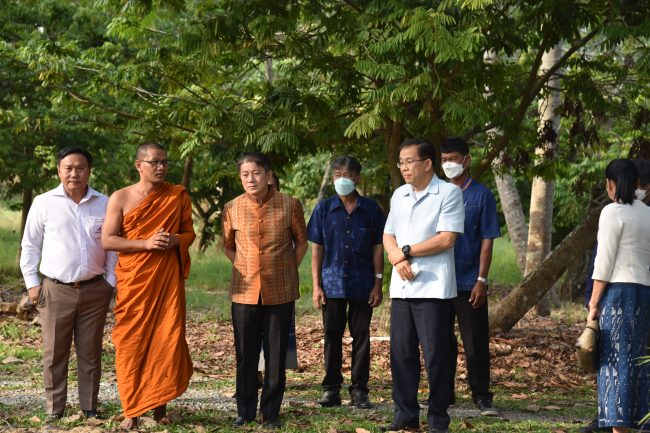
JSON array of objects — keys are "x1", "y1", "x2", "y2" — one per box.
[{"x1": 102, "y1": 143, "x2": 195, "y2": 430}]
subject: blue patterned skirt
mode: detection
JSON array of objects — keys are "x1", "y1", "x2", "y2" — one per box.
[{"x1": 597, "y1": 282, "x2": 650, "y2": 429}]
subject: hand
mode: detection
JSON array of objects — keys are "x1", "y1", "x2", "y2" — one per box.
[
  {"x1": 145, "y1": 228, "x2": 178, "y2": 251},
  {"x1": 368, "y1": 284, "x2": 383, "y2": 308},
  {"x1": 469, "y1": 282, "x2": 487, "y2": 308},
  {"x1": 387, "y1": 247, "x2": 407, "y2": 266},
  {"x1": 313, "y1": 286, "x2": 326, "y2": 309},
  {"x1": 395, "y1": 260, "x2": 414, "y2": 281},
  {"x1": 28, "y1": 285, "x2": 41, "y2": 304},
  {"x1": 588, "y1": 303, "x2": 600, "y2": 322}
]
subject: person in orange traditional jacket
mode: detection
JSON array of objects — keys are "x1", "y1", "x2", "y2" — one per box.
[
  {"x1": 222, "y1": 151, "x2": 308, "y2": 429},
  {"x1": 102, "y1": 142, "x2": 196, "y2": 431}
]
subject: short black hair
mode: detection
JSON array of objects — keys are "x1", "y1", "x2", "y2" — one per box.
[
  {"x1": 399, "y1": 138, "x2": 436, "y2": 165},
  {"x1": 237, "y1": 151, "x2": 272, "y2": 172},
  {"x1": 57, "y1": 147, "x2": 93, "y2": 166},
  {"x1": 605, "y1": 159, "x2": 638, "y2": 205},
  {"x1": 440, "y1": 137, "x2": 469, "y2": 156},
  {"x1": 331, "y1": 155, "x2": 362, "y2": 176},
  {"x1": 136, "y1": 142, "x2": 166, "y2": 160}
]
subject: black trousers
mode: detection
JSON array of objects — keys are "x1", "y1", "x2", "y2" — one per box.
[
  {"x1": 232, "y1": 301, "x2": 294, "y2": 421},
  {"x1": 321, "y1": 298, "x2": 373, "y2": 394},
  {"x1": 390, "y1": 298, "x2": 454, "y2": 431},
  {"x1": 450, "y1": 291, "x2": 493, "y2": 404}
]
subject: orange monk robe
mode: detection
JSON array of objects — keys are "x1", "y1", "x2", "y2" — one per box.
[{"x1": 112, "y1": 183, "x2": 196, "y2": 418}]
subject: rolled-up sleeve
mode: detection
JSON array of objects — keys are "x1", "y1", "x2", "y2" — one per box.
[
  {"x1": 384, "y1": 193, "x2": 397, "y2": 235},
  {"x1": 436, "y1": 186, "x2": 465, "y2": 234},
  {"x1": 20, "y1": 197, "x2": 45, "y2": 289},
  {"x1": 306, "y1": 202, "x2": 324, "y2": 245},
  {"x1": 222, "y1": 202, "x2": 236, "y2": 250},
  {"x1": 592, "y1": 205, "x2": 622, "y2": 282}
]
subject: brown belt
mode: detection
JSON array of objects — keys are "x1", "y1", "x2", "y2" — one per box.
[{"x1": 45, "y1": 275, "x2": 104, "y2": 289}]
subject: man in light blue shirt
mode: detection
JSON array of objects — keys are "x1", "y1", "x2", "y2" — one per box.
[{"x1": 382, "y1": 138, "x2": 464, "y2": 433}]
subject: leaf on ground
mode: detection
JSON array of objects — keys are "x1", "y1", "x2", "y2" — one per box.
[
  {"x1": 29, "y1": 415, "x2": 40, "y2": 423},
  {"x1": 544, "y1": 405, "x2": 562, "y2": 411},
  {"x1": 69, "y1": 427, "x2": 104, "y2": 433},
  {"x1": 511, "y1": 393, "x2": 528, "y2": 400},
  {"x1": 85, "y1": 417, "x2": 104, "y2": 426},
  {"x1": 62, "y1": 413, "x2": 81, "y2": 423},
  {"x1": 2, "y1": 356, "x2": 23, "y2": 364},
  {"x1": 355, "y1": 428, "x2": 371, "y2": 433},
  {"x1": 193, "y1": 426, "x2": 207, "y2": 433},
  {"x1": 526, "y1": 404, "x2": 541, "y2": 412},
  {"x1": 460, "y1": 418, "x2": 475, "y2": 429}
]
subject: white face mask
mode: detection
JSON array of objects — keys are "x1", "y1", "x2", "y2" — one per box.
[
  {"x1": 441, "y1": 156, "x2": 466, "y2": 179},
  {"x1": 334, "y1": 177, "x2": 356, "y2": 196},
  {"x1": 636, "y1": 189, "x2": 647, "y2": 201}
]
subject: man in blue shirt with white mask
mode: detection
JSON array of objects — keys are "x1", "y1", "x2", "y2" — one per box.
[
  {"x1": 307, "y1": 155, "x2": 385, "y2": 410},
  {"x1": 440, "y1": 137, "x2": 501, "y2": 417}
]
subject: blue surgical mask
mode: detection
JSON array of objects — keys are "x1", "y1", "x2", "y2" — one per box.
[{"x1": 334, "y1": 177, "x2": 356, "y2": 196}]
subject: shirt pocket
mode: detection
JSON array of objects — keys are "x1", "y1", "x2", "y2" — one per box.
[
  {"x1": 86, "y1": 216, "x2": 105, "y2": 239},
  {"x1": 352, "y1": 226, "x2": 373, "y2": 258},
  {"x1": 464, "y1": 205, "x2": 481, "y2": 232}
]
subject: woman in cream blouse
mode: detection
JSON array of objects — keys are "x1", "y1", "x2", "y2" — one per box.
[{"x1": 589, "y1": 158, "x2": 650, "y2": 433}]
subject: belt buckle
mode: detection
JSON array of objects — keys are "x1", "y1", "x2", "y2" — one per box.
[{"x1": 73, "y1": 281, "x2": 82, "y2": 289}]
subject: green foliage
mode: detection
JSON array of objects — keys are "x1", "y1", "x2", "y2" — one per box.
[{"x1": 1, "y1": 0, "x2": 649, "y2": 248}]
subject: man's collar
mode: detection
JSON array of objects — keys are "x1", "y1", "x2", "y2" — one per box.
[
  {"x1": 401, "y1": 174, "x2": 440, "y2": 196},
  {"x1": 244, "y1": 187, "x2": 276, "y2": 205},
  {"x1": 50, "y1": 183, "x2": 100, "y2": 202},
  {"x1": 328, "y1": 193, "x2": 363, "y2": 212}
]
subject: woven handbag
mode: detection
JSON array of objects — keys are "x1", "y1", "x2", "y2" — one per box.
[{"x1": 576, "y1": 318, "x2": 599, "y2": 373}]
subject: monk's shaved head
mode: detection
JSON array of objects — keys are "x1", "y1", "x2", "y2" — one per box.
[{"x1": 136, "y1": 142, "x2": 166, "y2": 160}]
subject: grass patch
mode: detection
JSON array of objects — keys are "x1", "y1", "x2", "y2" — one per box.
[{"x1": 491, "y1": 236, "x2": 522, "y2": 287}]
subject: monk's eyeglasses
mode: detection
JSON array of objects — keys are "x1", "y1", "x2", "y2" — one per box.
[{"x1": 139, "y1": 159, "x2": 170, "y2": 168}]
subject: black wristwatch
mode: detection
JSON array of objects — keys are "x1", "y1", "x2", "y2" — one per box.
[{"x1": 402, "y1": 244, "x2": 412, "y2": 259}]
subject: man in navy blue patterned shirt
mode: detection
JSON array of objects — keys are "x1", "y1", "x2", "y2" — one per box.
[
  {"x1": 307, "y1": 155, "x2": 385, "y2": 409},
  {"x1": 440, "y1": 137, "x2": 501, "y2": 417}
]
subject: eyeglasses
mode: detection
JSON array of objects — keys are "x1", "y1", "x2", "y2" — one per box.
[
  {"x1": 139, "y1": 159, "x2": 170, "y2": 168},
  {"x1": 396, "y1": 159, "x2": 425, "y2": 169}
]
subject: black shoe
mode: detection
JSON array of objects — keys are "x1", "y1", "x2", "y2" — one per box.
[
  {"x1": 317, "y1": 390, "x2": 342, "y2": 407},
  {"x1": 262, "y1": 418, "x2": 282, "y2": 429},
  {"x1": 82, "y1": 410, "x2": 101, "y2": 419},
  {"x1": 476, "y1": 399, "x2": 499, "y2": 416},
  {"x1": 579, "y1": 417, "x2": 612, "y2": 433},
  {"x1": 350, "y1": 390, "x2": 373, "y2": 409},
  {"x1": 231, "y1": 417, "x2": 253, "y2": 427},
  {"x1": 380, "y1": 420, "x2": 419, "y2": 432}
]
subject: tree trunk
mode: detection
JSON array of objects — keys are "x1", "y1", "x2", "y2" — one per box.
[
  {"x1": 315, "y1": 161, "x2": 332, "y2": 203},
  {"x1": 492, "y1": 157, "x2": 528, "y2": 273},
  {"x1": 182, "y1": 156, "x2": 193, "y2": 191},
  {"x1": 192, "y1": 196, "x2": 219, "y2": 252},
  {"x1": 15, "y1": 186, "x2": 33, "y2": 269},
  {"x1": 489, "y1": 201, "x2": 605, "y2": 332},
  {"x1": 385, "y1": 119, "x2": 403, "y2": 190},
  {"x1": 483, "y1": 51, "x2": 528, "y2": 273},
  {"x1": 558, "y1": 250, "x2": 590, "y2": 302},
  {"x1": 525, "y1": 45, "x2": 563, "y2": 316},
  {"x1": 378, "y1": 119, "x2": 404, "y2": 335}
]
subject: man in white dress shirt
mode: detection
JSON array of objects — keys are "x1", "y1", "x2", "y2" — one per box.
[
  {"x1": 382, "y1": 138, "x2": 464, "y2": 433},
  {"x1": 20, "y1": 147, "x2": 117, "y2": 422}
]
